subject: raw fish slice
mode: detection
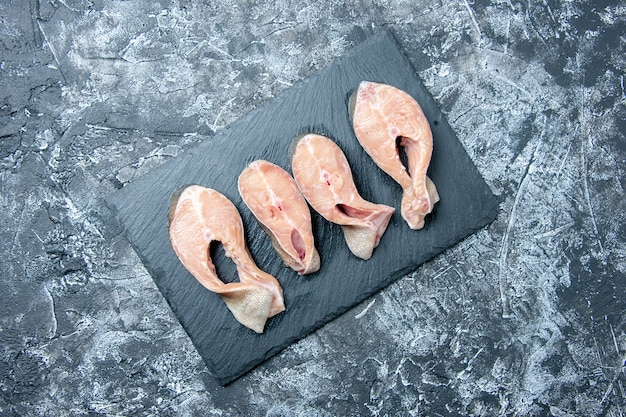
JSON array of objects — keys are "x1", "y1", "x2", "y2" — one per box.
[
  {"x1": 238, "y1": 160, "x2": 320, "y2": 275},
  {"x1": 168, "y1": 185, "x2": 285, "y2": 333},
  {"x1": 291, "y1": 133, "x2": 394, "y2": 260},
  {"x1": 349, "y1": 81, "x2": 439, "y2": 229}
]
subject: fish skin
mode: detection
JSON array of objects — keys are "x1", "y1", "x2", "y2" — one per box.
[
  {"x1": 291, "y1": 133, "x2": 394, "y2": 260},
  {"x1": 168, "y1": 185, "x2": 285, "y2": 333},
  {"x1": 238, "y1": 160, "x2": 320, "y2": 275},
  {"x1": 350, "y1": 81, "x2": 439, "y2": 229}
]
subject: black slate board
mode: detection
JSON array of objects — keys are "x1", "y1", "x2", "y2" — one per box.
[{"x1": 106, "y1": 30, "x2": 499, "y2": 385}]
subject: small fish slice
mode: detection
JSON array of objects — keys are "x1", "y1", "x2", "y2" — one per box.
[
  {"x1": 349, "y1": 81, "x2": 439, "y2": 229},
  {"x1": 168, "y1": 185, "x2": 285, "y2": 333},
  {"x1": 291, "y1": 133, "x2": 394, "y2": 260},
  {"x1": 238, "y1": 160, "x2": 320, "y2": 275}
]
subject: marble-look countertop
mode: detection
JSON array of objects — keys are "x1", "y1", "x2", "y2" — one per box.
[{"x1": 1, "y1": 1, "x2": 624, "y2": 415}]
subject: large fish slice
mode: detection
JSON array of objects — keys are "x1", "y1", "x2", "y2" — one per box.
[
  {"x1": 168, "y1": 185, "x2": 285, "y2": 333},
  {"x1": 291, "y1": 133, "x2": 394, "y2": 260},
  {"x1": 349, "y1": 81, "x2": 439, "y2": 229},
  {"x1": 238, "y1": 160, "x2": 320, "y2": 275}
]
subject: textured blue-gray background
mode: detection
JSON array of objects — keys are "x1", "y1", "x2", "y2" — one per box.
[{"x1": 1, "y1": 1, "x2": 624, "y2": 415}]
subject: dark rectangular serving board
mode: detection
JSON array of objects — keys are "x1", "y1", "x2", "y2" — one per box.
[{"x1": 106, "y1": 30, "x2": 499, "y2": 385}]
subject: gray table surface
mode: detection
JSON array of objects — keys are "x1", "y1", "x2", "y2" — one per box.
[{"x1": 1, "y1": 1, "x2": 624, "y2": 416}]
